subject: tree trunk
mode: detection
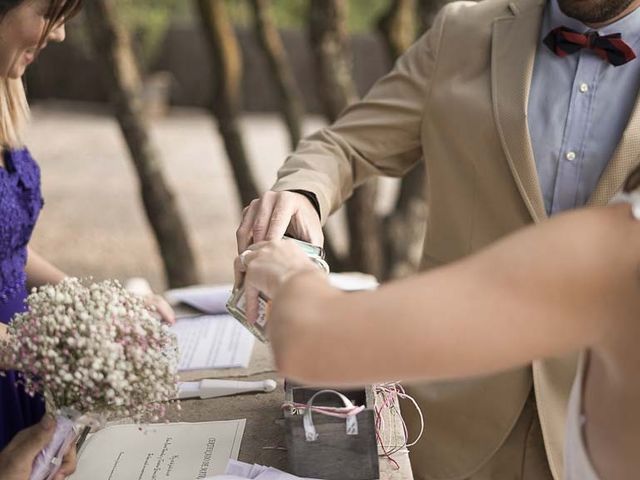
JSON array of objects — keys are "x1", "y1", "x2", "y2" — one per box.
[
  {"x1": 309, "y1": 0, "x2": 383, "y2": 278},
  {"x1": 250, "y1": 0, "x2": 305, "y2": 150},
  {"x1": 84, "y1": 0, "x2": 200, "y2": 288},
  {"x1": 196, "y1": 0, "x2": 260, "y2": 208},
  {"x1": 378, "y1": 0, "x2": 427, "y2": 280},
  {"x1": 378, "y1": 0, "x2": 416, "y2": 62}
]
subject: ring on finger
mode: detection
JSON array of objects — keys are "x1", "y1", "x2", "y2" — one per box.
[{"x1": 239, "y1": 250, "x2": 251, "y2": 269}]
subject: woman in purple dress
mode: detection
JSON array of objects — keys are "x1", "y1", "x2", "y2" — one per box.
[
  {"x1": 0, "y1": 3, "x2": 178, "y2": 476},
  {"x1": 0, "y1": 0, "x2": 82, "y2": 456},
  {"x1": 0, "y1": 0, "x2": 172, "y2": 463}
]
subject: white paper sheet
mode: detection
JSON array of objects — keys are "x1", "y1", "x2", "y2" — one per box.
[
  {"x1": 328, "y1": 272, "x2": 379, "y2": 291},
  {"x1": 165, "y1": 284, "x2": 233, "y2": 314},
  {"x1": 70, "y1": 420, "x2": 246, "y2": 480},
  {"x1": 163, "y1": 275, "x2": 378, "y2": 317},
  {"x1": 171, "y1": 315, "x2": 255, "y2": 370},
  {"x1": 203, "y1": 460, "x2": 317, "y2": 480}
]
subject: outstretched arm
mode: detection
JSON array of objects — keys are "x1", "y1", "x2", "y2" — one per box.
[
  {"x1": 244, "y1": 204, "x2": 640, "y2": 385},
  {"x1": 24, "y1": 250, "x2": 175, "y2": 324}
]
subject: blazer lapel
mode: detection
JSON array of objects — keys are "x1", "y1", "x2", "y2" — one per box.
[
  {"x1": 492, "y1": 0, "x2": 547, "y2": 222},
  {"x1": 588, "y1": 97, "x2": 640, "y2": 206}
]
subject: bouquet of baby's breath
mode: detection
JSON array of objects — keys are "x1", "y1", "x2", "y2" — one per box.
[{"x1": 0, "y1": 278, "x2": 180, "y2": 480}]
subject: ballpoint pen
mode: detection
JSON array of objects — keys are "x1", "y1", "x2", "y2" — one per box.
[{"x1": 178, "y1": 379, "x2": 277, "y2": 400}]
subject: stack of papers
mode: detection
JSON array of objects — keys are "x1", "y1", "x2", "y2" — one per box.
[
  {"x1": 166, "y1": 275, "x2": 377, "y2": 371},
  {"x1": 204, "y1": 460, "x2": 317, "y2": 479},
  {"x1": 165, "y1": 284, "x2": 255, "y2": 370},
  {"x1": 165, "y1": 284, "x2": 233, "y2": 314},
  {"x1": 171, "y1": 314, "x2": 255, "y2": 370}
]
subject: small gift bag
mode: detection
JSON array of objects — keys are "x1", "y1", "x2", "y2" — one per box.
[{"x1": 284, "y1": 387, "x2": 379, "y2": 480}]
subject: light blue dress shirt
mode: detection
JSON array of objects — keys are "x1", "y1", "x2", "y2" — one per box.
[{"x1": 528, "y1": 0, "x2": 640, "y2": 215}]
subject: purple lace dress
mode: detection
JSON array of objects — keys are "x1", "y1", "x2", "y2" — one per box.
[{"x1": 0, "y1": 148, "x2": 45, "y2": 450}]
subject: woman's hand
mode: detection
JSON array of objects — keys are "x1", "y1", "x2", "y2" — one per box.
[
  {"x1": 145, "y1": 295, "x2": 176, "y2": 325},
  {"x1": 235, "y1": 239, "x2": 319, "y2": 323},
  {"x1": 125, "y1": 278, "x2": 176, "y2": 325},
  {"x1": 0, "y1": 417, "x2": 77, "y2": 480}
]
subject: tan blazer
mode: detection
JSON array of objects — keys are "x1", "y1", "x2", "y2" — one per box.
[{"x1": 273, "y1": 0, "x2": 640, "y2": 478}]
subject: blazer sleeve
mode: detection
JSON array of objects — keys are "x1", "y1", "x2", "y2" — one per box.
[{"x1": 272, "y1": 5, "x2": 449, "y2": 223}]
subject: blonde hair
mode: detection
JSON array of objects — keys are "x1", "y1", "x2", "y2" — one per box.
[
  {"x1": 0, "y1": 0, "x2": 83, "y2": 149},
  {"x1": 0, "y1": 77, "x2": 29, "y2": 148}
]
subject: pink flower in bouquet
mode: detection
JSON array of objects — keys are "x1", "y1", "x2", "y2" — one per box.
[{"x1": 0, "y1": 277, "x2": 179, "y2": 421}]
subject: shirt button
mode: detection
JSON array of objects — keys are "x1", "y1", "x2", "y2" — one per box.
[
  {"x1": 579, "y1": 83, "x2": 589, "y2": 93},
  {"x1": 566, "y1": 151, "x2": 576, "y2": 161}
]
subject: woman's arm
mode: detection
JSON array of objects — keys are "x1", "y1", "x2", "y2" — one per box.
[
  {"x1": 251, "y1": 204, "x2": 640, "y2": 386},
  {"x1": 25, "y1": 248, "x2": 66, "y2": 289},
  {"x1": 25, "y1": 250, "x2": 175, "y2": 324}
]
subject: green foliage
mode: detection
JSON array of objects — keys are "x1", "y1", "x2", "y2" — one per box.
[
  {"x1": 224, "y1": 0, "x2": 391, "y2": 32},
  {"x1": 113, "y1": 0, "x2": 190, "y2": 67},
  {"x1": 103, "y1": 0, "x2": 396, "y2": 68}
]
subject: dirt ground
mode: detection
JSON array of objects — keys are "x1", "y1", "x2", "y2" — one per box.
[{"x1": 25, "y1": 102, "x2": 329, "y2": 291}]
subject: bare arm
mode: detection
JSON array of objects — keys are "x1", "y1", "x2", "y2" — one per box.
[
  {"x1": 25, "y1": 250, "x2": 175, "y2": 324},
  {"x1": 264, "y1": 204, "x2": 640, "y2": 385},
  {"x1": 25, "y1": 247, "x2": 66, "y2": 289}
]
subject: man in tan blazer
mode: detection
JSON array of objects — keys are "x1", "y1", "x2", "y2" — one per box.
[{"x1": 236, "y1": 0, "x2": 640, "y2": 478}]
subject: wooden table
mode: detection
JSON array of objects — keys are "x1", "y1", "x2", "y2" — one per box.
[{"x1": 173, "y1": 337, "x2": 414, "y2": 479}]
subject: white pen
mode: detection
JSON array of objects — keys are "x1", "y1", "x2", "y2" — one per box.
[{"x1": 178, "y1": 379, "x2": 278, "y2": 400}]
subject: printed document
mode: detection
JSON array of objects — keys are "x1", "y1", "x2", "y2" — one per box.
[
  {"x1": 70, "y1": 420, "x2": 246, "y2": 480},
  {"x1": 171, "y1": 315, "x2": 255, "y2": 370}
]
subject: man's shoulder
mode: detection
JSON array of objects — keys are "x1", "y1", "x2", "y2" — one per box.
[{"x1": 439, "y1": 0, "x2": 543, "y2": 29}]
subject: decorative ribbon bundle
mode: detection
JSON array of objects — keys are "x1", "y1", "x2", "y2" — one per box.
[{"x1": 373, "y1": 383, "x2": 425, "y2": 469}]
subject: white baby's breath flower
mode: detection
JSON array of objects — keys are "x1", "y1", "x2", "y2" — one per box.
[{"x1": 0, "y1": 278, "x2": 179, "y2": 422}]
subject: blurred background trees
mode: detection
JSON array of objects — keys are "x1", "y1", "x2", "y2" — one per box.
[
  {"x1": 28, "y1": 0, "x2": 452, "y2": 287},
  {"x1": 84, "y1": 0, "x2": 200, "y2": 288}
]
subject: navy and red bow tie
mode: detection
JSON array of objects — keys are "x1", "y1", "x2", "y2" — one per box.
[{"x1": 544, "y1": 26, "x2": 636, "y2": 66}]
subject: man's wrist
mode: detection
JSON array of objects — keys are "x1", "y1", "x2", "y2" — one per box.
[{"x1": 289, "y1": 190, "x2": 321, "y2": 219}]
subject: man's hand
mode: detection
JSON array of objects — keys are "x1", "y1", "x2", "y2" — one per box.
[
  {"x1": 236, "y1": 191, "x2": 324, "y2": 254},
  {"x1": 0, "y1": 417, "x2": 77, "y2": 480}
]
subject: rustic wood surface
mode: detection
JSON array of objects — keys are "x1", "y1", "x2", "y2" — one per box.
[{"x1": 170, "y1": 319, "x2": 414, "y2": 479}]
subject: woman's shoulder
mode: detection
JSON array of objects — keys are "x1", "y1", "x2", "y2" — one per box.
[{"x1": 4, "y1": 147, "x2": 41, "y2": 190}]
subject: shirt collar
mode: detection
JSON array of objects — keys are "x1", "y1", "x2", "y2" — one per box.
[{"x1": 548, "y1": 0, "x2": 640, "y2": 48}]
